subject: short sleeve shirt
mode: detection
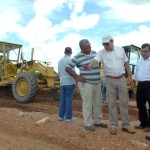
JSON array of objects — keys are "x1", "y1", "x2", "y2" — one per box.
[
  {"x1": 58, "y1": 55, "x2": 75, "y2": 86},
  {"x1": 94, "y1": 46, "x2": 128, "y2": 76},
  {"x1": 67, "y1": 51, "x2": 100, "y2": 84}
]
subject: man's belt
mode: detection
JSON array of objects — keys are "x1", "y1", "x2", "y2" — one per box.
[
  {"x1": 138, "y1": 81, "x2": 150, "y2": 84},
  {"x1": 106, "y1": 74, "x2": 124, "y2": 79}
]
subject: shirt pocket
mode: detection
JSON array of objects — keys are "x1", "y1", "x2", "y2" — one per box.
[
  {"x1": 102, "y1": 54, "x2": 112, "y2": 65},
  {"x1": 144, "y1": 65, "x2": 150, "y2": 71},
  {"x1": 115, "y1": 52, "x2": 124, "y2": 60}
]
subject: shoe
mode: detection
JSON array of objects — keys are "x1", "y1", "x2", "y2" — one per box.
[
  {"x1": 135, "y1": 125, "x2": 146, "y2": 129},
  {"x1": 122, "y1": 127, "x2": 136, "y2": 134},
  {"x1": 144, "y1": 127, "x2": 150, "y2": 132},
  {"x1": 110, "y1": 128, "x2": 117, "y2": 135},
  {"x1": 58, "y1": 117, "x2": 64, "y2": 121},
  {"x1": 94, "y1": 123, "x2": 107, "y2": 128},
  {"x1": 84, "y1": 126, "x2": 95, "y2": 131},
  {"x1": 145, "y1": 135, "x2": 150, "y2": 140},
  {"x1": 65, "y1": 119, "x2": 73, "y2": 122}
]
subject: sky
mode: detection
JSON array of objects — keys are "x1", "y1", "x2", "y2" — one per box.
[{"x1": 0, "y1": 0, "x2": 150, "y2": 72}]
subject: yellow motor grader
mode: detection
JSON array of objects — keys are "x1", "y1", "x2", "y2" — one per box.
[
  {"x1": 123, "y1": 44, "x2": 141, "y2": 97},
  {"x1": 0, "y1": 41, "x2": 60, "y2": 103}
]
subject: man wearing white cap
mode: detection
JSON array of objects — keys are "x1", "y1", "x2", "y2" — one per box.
[{"x1": 84, "y1": 35, "x2": 136, "y2": 135}]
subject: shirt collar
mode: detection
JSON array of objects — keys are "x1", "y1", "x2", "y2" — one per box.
[
  {"x1": 81, "y1": 51, "x2": 92, "y2": 56},
  {"x1": 141, "y1": 57, "x2": 150, "y2": 60}
]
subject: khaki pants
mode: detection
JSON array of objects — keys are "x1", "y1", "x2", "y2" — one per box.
[
  {"x1": 78, "y1": 82, "x2": 103, "y2": 126},
  {"x1": 106, "y1": 76, "x2": 130, "y2": 128}
]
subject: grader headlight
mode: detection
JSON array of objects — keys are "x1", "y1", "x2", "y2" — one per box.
[{"x1": 35, "y1": 60, "x2": 38, "y2": 63}]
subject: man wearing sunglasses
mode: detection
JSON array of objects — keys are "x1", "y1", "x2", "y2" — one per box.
[{"x1": 83, "y1": 35, "x2": 135, "y2": 135}]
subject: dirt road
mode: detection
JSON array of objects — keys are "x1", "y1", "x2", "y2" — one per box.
[{"x1": 0, "y1": 87, "x2": 149, "y2": 150}]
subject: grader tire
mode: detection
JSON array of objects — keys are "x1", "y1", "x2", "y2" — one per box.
[
  {"x1": 50, "y1": 89, "x2": 60, "y2": 101},
  {"x1": 12, "y1": 72, "x2": 37, "y2": 103}
]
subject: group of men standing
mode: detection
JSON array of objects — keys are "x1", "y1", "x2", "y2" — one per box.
[{"x1": 58, "y1": 35, "x2": 150, "y2": 139}]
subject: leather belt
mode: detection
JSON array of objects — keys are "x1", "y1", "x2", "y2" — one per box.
[
  {"x1": 138, "y1": 81, "x2": 150, "y2": 84},
  {"x1": 106, "y1": 74, "x2": 124, "y2": 79}
]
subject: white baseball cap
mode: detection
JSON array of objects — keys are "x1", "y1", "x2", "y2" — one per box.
[{"x1": 102, "y1": 35, "x2": 113, "y2": 43}]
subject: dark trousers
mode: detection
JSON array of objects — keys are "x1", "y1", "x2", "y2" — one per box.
[
  {"x1": 136, "y1": 81, "x2": 150, "y2": 127},
  {"x1": 102, "y1": 86, "x2": 106, "y2": 100}
]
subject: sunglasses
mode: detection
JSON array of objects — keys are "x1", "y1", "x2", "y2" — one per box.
[{"x1": 102, "y1": 43, "x2": 109, "y2": 46}]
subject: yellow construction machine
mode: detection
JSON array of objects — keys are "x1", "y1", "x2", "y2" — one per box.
[
  {"x1": 123, "y1": 44, "x2": 141, "y2": 97},
  {"x1": 0, "y1": 41, "x2": 60, "y2": 103}
]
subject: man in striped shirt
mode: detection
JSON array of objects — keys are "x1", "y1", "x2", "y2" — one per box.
[{"x1": 65, "y1": 39, "x2": 107, "y2": 131}]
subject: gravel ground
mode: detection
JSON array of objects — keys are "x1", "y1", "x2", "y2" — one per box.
[{"x1": 0, "y1": 88, "x2": 149, "y2": 150}]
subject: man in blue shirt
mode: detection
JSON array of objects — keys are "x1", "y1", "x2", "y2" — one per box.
[{"x1": 58, "y1": 47, "x2": 75, "y2": 122}]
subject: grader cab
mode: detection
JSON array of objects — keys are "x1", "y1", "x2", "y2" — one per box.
[
  {"x1": 0, "y1": 41, "x2": 60, "y2": 103},
  {"x1": 123, "y1": 44, "x2": 141, "y2": 97}
]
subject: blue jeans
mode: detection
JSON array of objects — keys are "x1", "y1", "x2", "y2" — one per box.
[
  {"x1": 59, "y1": 84, "x2": 75, "y2": 120},
  {"x1": 102, "y1": 86, "x2": 106, "y2": 100}
]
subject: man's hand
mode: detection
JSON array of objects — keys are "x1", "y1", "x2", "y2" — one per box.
[
  {"x1": 76, "y1": 76, "x2": 86, "y2": 83},
  {"x1": 83, "y1": 59, "x2": 98, "y2": 71},
  {"x1": 83, "y1": 65, "x2": 92, "y2": 71},
  {"x1": 132, "y1": 79, "x2": 136, "y2": 85},
  {"x1": 128, "y1": 75, "x2": 134, "y2": 90}
]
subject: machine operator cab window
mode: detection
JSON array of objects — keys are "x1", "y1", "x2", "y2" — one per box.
[{"x1": 123, "y1": 44, "x2": 141, "y2": 76}]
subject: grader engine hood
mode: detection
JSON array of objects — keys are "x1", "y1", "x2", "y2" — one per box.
[
  {"x1": 34, "y1": 61, "x2": 57, "y2": 77},
  {"x1": 33, "y1": 60, "x2": 59, "y2": 88}
]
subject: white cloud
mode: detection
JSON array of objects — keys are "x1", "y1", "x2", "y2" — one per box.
[
  {"x1": 33, "y1": 0, "x2": 87, "y2": 17},
  {"x1": 62, "y1": 13, "x2": 100, "y2": 30},
  {"x1": 18, "y1": 16, "x2": 54, "y2": 45},
  {"x1": 115, "y1": 0, "x2": 150, "y2": 5},
  {"x1": 33, "y1": 0, "x2": 66, "y2": 16},
  {"x1": 0, "y1": 10, "x2": 21, "y2": 38},
  {"x1": 114, "y1": 25, "x2": 150, "y2": 47},
  {"x1": 101, "y1": 0, "x2": 150, "y2": 23},
  {"x1": 71, "y1": 0, "x2": 86, "y2": 13}
]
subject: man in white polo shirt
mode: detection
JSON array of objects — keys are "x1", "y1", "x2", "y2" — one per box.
[{"x1": 84, "y1": 35, "x2": 136, "y2": 134}]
